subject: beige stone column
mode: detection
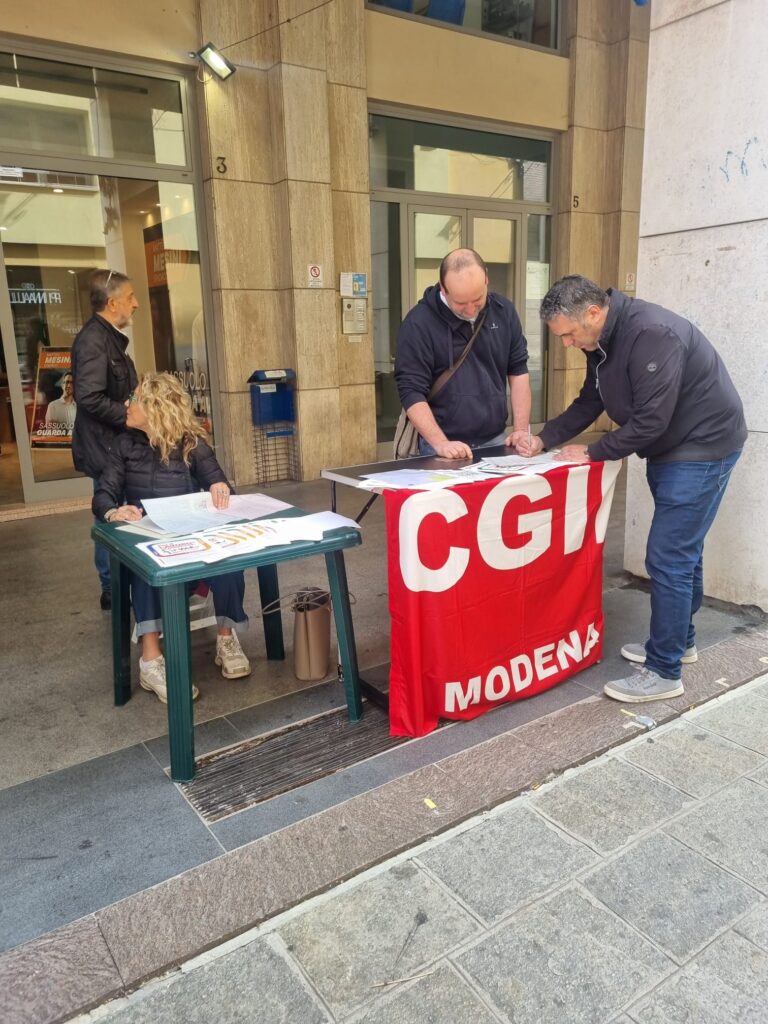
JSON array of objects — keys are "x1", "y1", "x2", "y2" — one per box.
[
  {"x1": 549, "y1": 0, "x2": 649, "y2": 422},
  {"x1": 197, "y1": 0, "x2": 375, "y2": 485}
]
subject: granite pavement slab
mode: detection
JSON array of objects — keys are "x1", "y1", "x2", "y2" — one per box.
[
  {"x1": 143, "y1": 716, "x2": 244, "y2": 769},
  {"x1": 627, "y1": 930, "x2": 768, "y2": 1023},
  {"x1": 581, "y1": 832, "x2": 759, "y2": 962},
  {"x1": 0, "y1": 917, "x2": 123, "y2": 1024},
  {"x1": 511, "y1": 694, "x2": 678, "y2": 774},
  {"x1": 690, "y1": 692, "x2": 768, "y2": 753},
  {"x1": 0, "y1": 744, "x2": 222, "y2": 953},
  {"x1": 435, "y1": 731, "x2": 572, "y2": 809},
  {"x1": 418, "y1": 805, "x2": 598, "y2": 924},
  {"x1": 734, "y1": 902, "x2": 768, "y2": 952},
  {"x1": 662, "y1": 644, "x2": 764, "y2": 713},
  {"x1": 97, "y1": 764, "x2": 481, "y2": 987},
  {"x1": 665, "y1": 777, "x2": 768, "y2": 892},
  {"x1": 531, "y1": 758, "x2": 691, "y2": 854},
  {"x1": 349, "y1": 962, "x2": 499, "y2": 1024},
  {"x1": 457, "y1": 886, "x2": 672, "y2": 1024},
  {"x1": 279, "y1": 861, "x2": 481, "y2": 1019},
  {"x1": 99, "y1": 937, "x2": 329, "y2": 1024},
  {"x1": 621, "y1": 721, "x2": 766, "y2": 798}
]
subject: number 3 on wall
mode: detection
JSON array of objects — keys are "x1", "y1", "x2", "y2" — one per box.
[{"x1": 216, "y1": 156, "x2": 228, "y2": 174}]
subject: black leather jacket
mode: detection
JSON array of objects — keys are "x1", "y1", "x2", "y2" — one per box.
[
  {"x1": 92, "y1": 430, "x2": 229, "y2": 520},
  {"x1": 71, "y1": 314, "x2": 138, "y2": 478}
]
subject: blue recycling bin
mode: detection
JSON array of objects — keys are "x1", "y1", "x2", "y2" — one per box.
[{"x1": 248, "y1": 369, "x2": 298, "y2": 482}]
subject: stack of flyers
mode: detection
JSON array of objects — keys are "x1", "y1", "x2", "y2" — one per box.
[{"x1": 136, "y1": 512, "x2": 358, "y2": 568}]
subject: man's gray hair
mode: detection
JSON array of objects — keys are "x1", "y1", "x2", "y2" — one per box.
[
  {"x1": 539, "y1": 275, "x2": 608, "y2": 322},
  {"x1": 89, "y1": 269, "x2": 130, "y2": 313}
]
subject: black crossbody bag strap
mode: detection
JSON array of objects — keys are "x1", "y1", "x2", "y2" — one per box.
[{"x1": 426, "y1": 311, "x2": 487, "y2": 403}]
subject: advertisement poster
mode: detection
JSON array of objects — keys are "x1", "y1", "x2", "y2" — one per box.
[{"x1": 30, "y1": 347, "x2": 75, "y2": 449}]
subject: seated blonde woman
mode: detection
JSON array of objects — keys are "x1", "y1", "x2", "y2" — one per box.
[{"x1": 93, "y1": 372, "x2": 250, "y2": 703}]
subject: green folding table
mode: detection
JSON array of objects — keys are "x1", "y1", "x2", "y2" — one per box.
[{"x1": 92, "y1": 508, "x2": 365, "y2": 782}]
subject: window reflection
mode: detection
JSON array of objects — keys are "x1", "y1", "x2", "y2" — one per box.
[
  {"x1": 525, "y1": 212, "x2": 550, "y2": 423},
  {"x1": 369, "y1": 0, "x2": 559, "y2": 50},
  {"x1": 0, "y1": 170, "x2": 210, "y2": 484},
  {"x1": 0, "y1": 52, "x2": 185, "y2": 166},
  {"x1": 370, "y1": 114, "x2": 550, "y2": 202}
]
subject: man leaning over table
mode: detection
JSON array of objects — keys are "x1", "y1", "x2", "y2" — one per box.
[
  {"x1": 394, "y1": 247, "x2": 532, "y2": 459},
  {"x1": 516, "y1": 275, "x2": 746, "y2": 704}
]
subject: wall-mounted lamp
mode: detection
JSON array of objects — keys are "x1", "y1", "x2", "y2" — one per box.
[{"x1": 193, "y1": 43, "x2": 236, "y2": 80}]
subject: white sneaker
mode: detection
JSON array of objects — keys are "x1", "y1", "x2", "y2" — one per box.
[
  {"x1": 215, "y1": 632, "x2": 251, "y2": 679},
  {"x1": 139, "y1": 655, "x2": 200, "y2": 703},
  {"x1": 621, "y1": 642, "x2": 698, "y2": 665}
]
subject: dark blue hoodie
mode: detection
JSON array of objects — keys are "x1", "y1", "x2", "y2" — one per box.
[{"x1": 394, "y1": 284, "x2": 529, "y2": 445}]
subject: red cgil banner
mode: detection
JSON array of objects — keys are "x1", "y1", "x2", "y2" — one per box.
[{"x1": 385, "y1": 461, "x2": 620, "y2": 737}]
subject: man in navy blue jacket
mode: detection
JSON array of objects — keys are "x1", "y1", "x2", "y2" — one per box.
[
  {"x1": 519, "y1": 275, "x2": 746, "y2": 704},
  {"x1": 394, "y1": 248, "x2": 531, "y2": 459}
]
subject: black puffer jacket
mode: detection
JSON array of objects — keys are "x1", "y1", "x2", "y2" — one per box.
[
  {"x1": 71, "y1": 315, "x2": 138, "y2": 478},
  {"x1": 92, "y1": 429, "x2": 229, "y2": 521},
  {"x1": 540, "y1": 290, "x2": 747, "y2": 463}
]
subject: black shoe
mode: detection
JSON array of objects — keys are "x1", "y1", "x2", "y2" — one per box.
[{"x1": 100, "y1": 590, "x2": 112, "y2": 611}]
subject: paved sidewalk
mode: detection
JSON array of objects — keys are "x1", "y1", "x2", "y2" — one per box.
[{"x1": 75, "y1": 676, "x2": 768, "y2": 1024}]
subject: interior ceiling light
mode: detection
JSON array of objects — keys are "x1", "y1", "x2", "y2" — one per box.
[
  {"x1": 193, "y1": 43, "x2": 236, "y2": 80},
  {"x1": 53, "y1": 187, "x2": 64, "y2": 193}
]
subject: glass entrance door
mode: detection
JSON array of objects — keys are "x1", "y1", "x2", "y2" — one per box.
[
  {"x1": 371, "y1": 200, "x2": 548, "y2": 445},
  {"x1": 0, "y1": 170, "x2": 210, "y2": 505},
  {"x1": 407, "y1": 206, "x2": 466, "y2": 307},
  {"x1": 469, "y1": 213, "x2": 521, "y2": 306}
]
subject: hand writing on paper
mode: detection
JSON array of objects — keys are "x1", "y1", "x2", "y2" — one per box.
[
  {"x1": 555, "y1": 445, "x2": 591, "y2": 463},
  {"x1": 209, "y1": 483, "x2": 231, "y2": 509},
  {"x1": 515, "y1": 433, "x2": 544, "y2": 457}
]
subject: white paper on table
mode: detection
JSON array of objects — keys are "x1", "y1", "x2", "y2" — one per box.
[
  {"x1": 477, "y1": 452, "x2": 576, "y2": 475},
  {"x1": 118, "y1": 493, "x2": 294, "y2": 538},
  {"x1": 141, "y1": 493, "x2": 233, "y2": 534},
  {"x1": 115, "y1": 518, "x2": 169, "y2": 539},
  {"x1": 360, "y1": 468, "x2": 487, "y2": 490},
  {"x1": 139, "y1": 492, "x2": 293, "y2": 535},
  {"x1": 226, "y1": 493, "x2": 293, "y2": 519},
  {"x1": 292, "y1": 511, "x2": 360, "y2": 537}
]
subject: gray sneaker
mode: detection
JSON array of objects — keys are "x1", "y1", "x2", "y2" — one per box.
[
  {"x1": 621, "y1": 642, "x2": 698, "y2": 665},
  {"x1": 604, "y1": 667, "x2": 684, "y2": 703}
]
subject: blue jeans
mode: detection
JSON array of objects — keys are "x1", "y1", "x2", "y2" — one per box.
[
  {"x1": 418, "y1": 430, "x2": 508, "y2": 456},
  {"x1": 92, "y1": 479, "x2": 110, "y2": 593},
  {"x1": 130, "y1": 571, "x2": 248, "y2": 637},
  {"x1": 644, "y1": 451, "x2": 741, "y2": 680}
]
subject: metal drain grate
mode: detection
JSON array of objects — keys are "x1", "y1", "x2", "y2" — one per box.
[{"x1": 181, "y1": 705, "x2": 409, "y2": 822}]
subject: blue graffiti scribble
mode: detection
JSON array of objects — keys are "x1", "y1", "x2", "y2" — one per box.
[{"x1": 719, "y1": 136, "x2": 762, "y2": 182}]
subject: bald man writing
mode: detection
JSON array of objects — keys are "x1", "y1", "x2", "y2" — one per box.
[{"x1": 394, "y1": 248, "x2": 531, "y2": 459}]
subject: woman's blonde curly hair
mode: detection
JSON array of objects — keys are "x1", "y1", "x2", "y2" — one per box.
[{"x1": 133, "y1": 372, "x2": 207, "y2": 465}]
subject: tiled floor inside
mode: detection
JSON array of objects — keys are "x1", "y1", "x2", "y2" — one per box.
[{"x1": 0, "y1": 465, "x2": 763, "y2": 956}]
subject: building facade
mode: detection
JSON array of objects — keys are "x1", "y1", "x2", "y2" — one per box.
[
  {"x1": 0, "y1": 0, "x2": 649, "y2": 507},
  {"x1": 626, "y1": 0, "x2": 766, "y2": 610}
]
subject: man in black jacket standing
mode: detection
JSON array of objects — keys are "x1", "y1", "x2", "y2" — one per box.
[
  {"x1": 394, "y1": 248, "x2": 531, "y2": 459},
  {"x1": 71, "y1": 270, "x2": 139, "y2": 609},
  {"x1": 518, "y1": 275, "x2": 746, "y2": 703}
]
